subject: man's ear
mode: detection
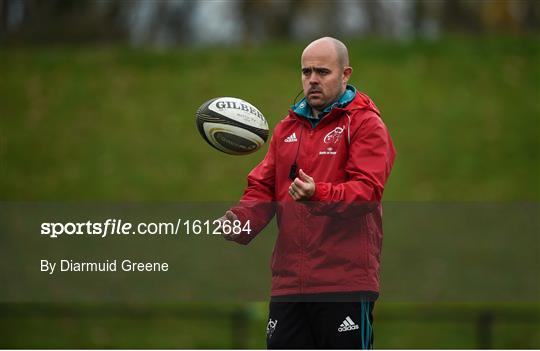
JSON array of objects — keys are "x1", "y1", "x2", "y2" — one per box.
[{"x1": 343, "y1": 66, "x2": 353, "y2": 83}]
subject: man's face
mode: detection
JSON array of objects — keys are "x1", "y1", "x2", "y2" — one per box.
[{"x1": 301, "y1": 46, "x2": 348, "y2": 112}]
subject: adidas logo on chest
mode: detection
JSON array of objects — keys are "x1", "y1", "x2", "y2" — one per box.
[{"x1": 284, "y1": 132, "x2": 298, "y2": 143}]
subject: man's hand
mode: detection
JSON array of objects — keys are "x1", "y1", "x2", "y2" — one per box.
[
  {"x1": 289, "y1": 169, "x2": 316, "y2": 201},
  {"x1": 217, "y1": 210, "x2": 239, "y2": 241}
]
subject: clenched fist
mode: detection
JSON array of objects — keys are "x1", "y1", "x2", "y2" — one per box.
[{"x1": 288, "y1": 169, "x2": 315, "y2": 201}]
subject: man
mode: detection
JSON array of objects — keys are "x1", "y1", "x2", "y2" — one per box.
[{"x1": 220, "y1": 37, "x2": 395, "y2": 349}]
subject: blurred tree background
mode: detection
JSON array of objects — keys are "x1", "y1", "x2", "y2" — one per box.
[
  {"x1": 0, "y1": 0, "x2": 539, "y2": 348},
  {"x1": 1, "y1": 0, "x2": 539, "y2": 45}
]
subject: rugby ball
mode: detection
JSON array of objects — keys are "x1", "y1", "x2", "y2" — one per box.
[{"x1": 196, "y1": 97, "x2": 269, "y2": 155}]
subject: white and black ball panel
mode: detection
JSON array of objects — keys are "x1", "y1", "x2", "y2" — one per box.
[
  {"x1": 196, "y1": 97, "x2": 269, "y2": 155},
  {"x1": 207, "y1": 97, "x2": 268, "y2": 130},
  {"x1": 202, "y1": 122, "x2": 265, "y2": 155}
]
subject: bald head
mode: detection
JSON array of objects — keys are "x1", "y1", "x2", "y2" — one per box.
[
  {"x1": 300, "y1": 37, "x2": 353, "y2": 114},
  {"x1": 302, "y1": 37, "x2": 349, "y2": 69}
]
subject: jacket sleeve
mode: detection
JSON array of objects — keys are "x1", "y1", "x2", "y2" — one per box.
[
  {"x1": 229, "y1": 134, "x2": 277, "y2": 244},
  {"x1": 307, "y1": 114, "x2": 396, "y2": 218}
]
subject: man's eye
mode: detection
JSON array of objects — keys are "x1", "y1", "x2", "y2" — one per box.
[{"x1": 302, "y1": 69, "x2": 311, "y2": 75}]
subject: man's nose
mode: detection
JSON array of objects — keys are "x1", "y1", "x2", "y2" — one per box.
[{"x1": 309, "y1": 74, "x2": 320, "y2": 85}]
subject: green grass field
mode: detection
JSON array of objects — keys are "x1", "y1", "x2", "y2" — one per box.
[
  {"x1": 1, "y1": 36, "x2": 538, "y2": 201},
  {"x1": 1, "y1": 36, "x2": 539, "y2": 348}
]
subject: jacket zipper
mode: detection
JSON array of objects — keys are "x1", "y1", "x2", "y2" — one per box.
[{"x1": 298, "y1": 122, "x2": 305, "y2": 294}]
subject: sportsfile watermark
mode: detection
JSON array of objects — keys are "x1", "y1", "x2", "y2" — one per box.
[
  {"x1": 41, "y1": 219, "x2": 252, "y2": 238},
  {"x1": 0, "y1": 202, "x2": 538, "y2": 303}
]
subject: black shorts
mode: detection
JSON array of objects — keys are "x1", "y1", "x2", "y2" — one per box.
[{"x1": 266, "y1": 298, "x2": 375, "y2": 349}]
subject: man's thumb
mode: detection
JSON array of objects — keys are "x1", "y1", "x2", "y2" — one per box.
[{"x1": 299, "y1": 169, "x2": 312, "y2": 182}]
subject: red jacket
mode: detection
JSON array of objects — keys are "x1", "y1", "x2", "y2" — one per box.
[{"x1": 231, "y1": 91, "x2": 396, "y2": 298}]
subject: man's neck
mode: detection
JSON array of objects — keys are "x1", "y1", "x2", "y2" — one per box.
[{"x1": 311, "y1": 108, "x2": 322, "y2": 119}]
